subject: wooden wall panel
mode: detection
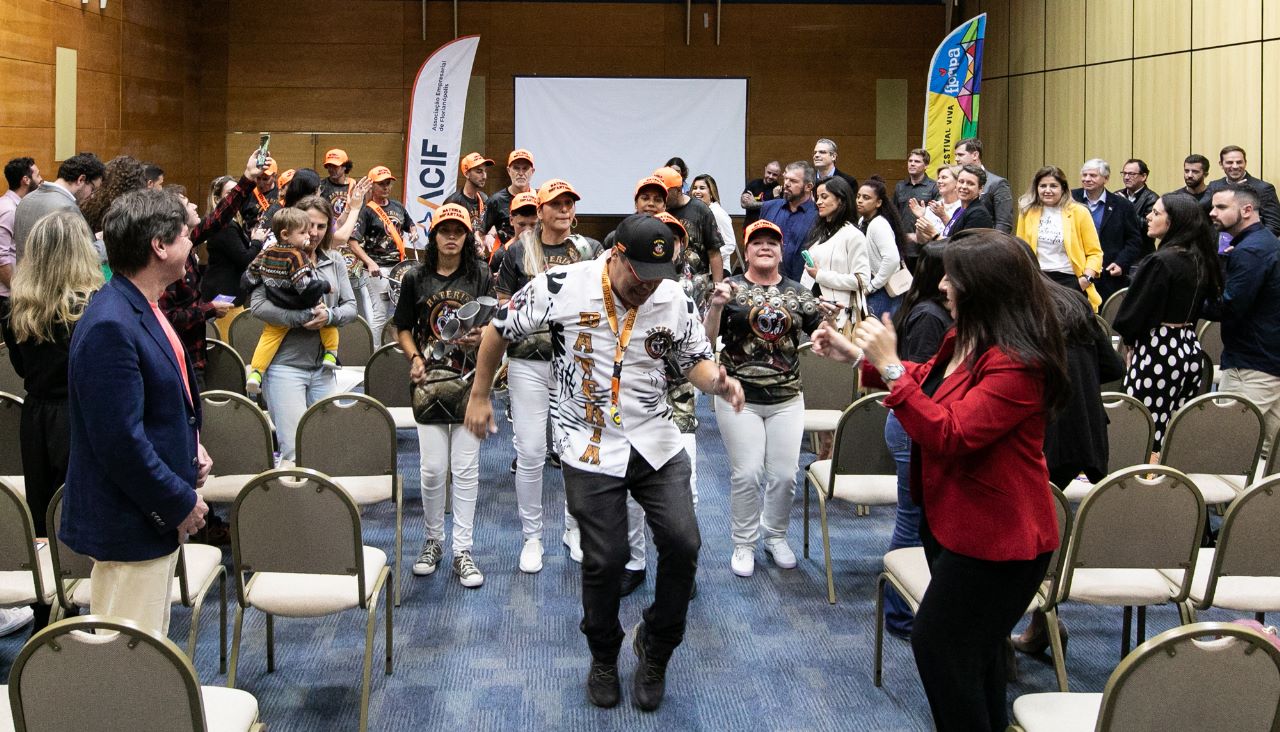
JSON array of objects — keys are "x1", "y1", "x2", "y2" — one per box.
[
  {"x1": 1191, "y1": 45, "x2": 1262, "y2": 163},
  {"x1": 979, "y1": 76, "x2": 1009, "y2": 177},
  {"x1": 1267, "y1": 3, "x2": 1280, "y2": 40},
  {"x1": 1263, "y1": 42, "x2": 1280, "y2": 185},
  {"x1": 1135, "y1": 0, "x2": 1190, "y2": 56},
  {"x1": 1085, "y1": 0, "x2": 1134, "y2": 65},
  {"x1": 1009, "y1": 0, "x2": 1046, "y2": 74},
  {"x1": 981, "y1": 0, "x2": 1011, "y2": 78},
  {"x1": 1083, "y1": 61, "x2": 1132, "y2": 181},
  {"x1": 1044, "y1": 0, "x2": 1085, "y2": 70},
  {"x1": 1133, "y1": 54, "x2": 1191, "y2": 194},
  {"x1": 1043, "y1": 68, "x2": 1084, "y2": 173},
  {"x1": 1192, "y1": 0, "x2": 1262, "y2": 48},
  {"x1": 1007, "y1": 74, "x2": 1045, "y2": 194}
]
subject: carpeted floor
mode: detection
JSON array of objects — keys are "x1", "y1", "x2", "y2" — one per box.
[{"x1": 1, "y1": 396, "x2": 1235, "y2": 731}]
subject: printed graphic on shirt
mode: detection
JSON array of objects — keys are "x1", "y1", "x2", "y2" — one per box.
[
  {"x1": 319, "y1": 179, "x2": 352, "y2": 217},
  {"x1": 718, "y1": 275, "x2": 824, "y2": 405},
  {"x1": 352, "y1": 200, "x2": 413, "y2": 266}
]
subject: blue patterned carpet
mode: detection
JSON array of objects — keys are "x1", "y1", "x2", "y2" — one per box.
[{"x1": 1, "y1": 397, "x2": 1236, "y2": 730}]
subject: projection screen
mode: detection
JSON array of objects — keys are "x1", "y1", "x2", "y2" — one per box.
[{"x1": 514, "y1": 77, "x2": 747, "y2": 216}]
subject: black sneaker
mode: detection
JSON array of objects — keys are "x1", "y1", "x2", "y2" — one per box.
[
  {"x1": 620, "y1": 568, "x2": 645, "y2": 597},
  {"x1": 631, "y1": 622, "x2": 667, "y2": 711},
  {"x1": 586, "y1": 659, "x2": 621, "y2": 708},
  {"x1": 547, "y1": 450, "x2": 562, "y2": 469},
  {"x1": 509, "y1": 458, "x2": 517, "y2": 474}
]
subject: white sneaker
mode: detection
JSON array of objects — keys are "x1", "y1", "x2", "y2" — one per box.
[
  {"x1": 764, "y1": 537, "x2": 798, "y2": 569},
  {"x1": 412, "y1": 539, "x2": 443, "y2": 576},
  {"x1": 519, "y1": 538, "x2": 544, "y2": 573},
  {"x1": 0, "y1": 606, "x2": 34, "y2": 636},
  {"x1": 563, "y1": 528, "x2": 583, "y2": 563},
  {"x1": 731, "y1": 544, "x2": 755, "y2": 577},
  {"x1": 453, "y1": 551, "x2": 485, "y2": 588}
]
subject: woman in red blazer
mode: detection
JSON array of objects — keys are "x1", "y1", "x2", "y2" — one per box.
[{"x1": 813, "y1": 229, "x2": 1067, "y2": 732}]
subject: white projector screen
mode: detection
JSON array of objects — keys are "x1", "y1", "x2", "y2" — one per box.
[{"x1": 514, "y1": 77, "x2": 747, "y2": 216}]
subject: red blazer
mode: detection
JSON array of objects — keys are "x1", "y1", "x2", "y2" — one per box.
[{"x1": 864, "y1": 330, "x2": 1059, "y2": 562}]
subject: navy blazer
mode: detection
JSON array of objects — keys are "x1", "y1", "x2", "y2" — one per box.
[
  {"x1": 61, "y1": 275, "x2": 201, "y2": 561},
  {"x1": 1071, "y1": 189, "x2": 1143, "y2": 271}
]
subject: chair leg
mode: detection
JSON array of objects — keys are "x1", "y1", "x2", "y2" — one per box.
[
  {"x1": 394, "y1": 490, "x2": 404, "y2": 608},
  {"x1": 1121, "y1": 606, "x2": 1132, "y2": 658},
  {"x1": 385, "y1": 574, "x2": 394, "y2": 675},
  {"x1": 1136, "y1": 605, "x2": 1147, "y2": 645},
  {"x1": 266, "y1": 613, "x2": 275, "y2": 673},
  {"x1": 1047, "y1": 607, "x2": 1069, "y2": 692},
  {"x1": 1258, "y1": 612, "x2": 1267, "y2": 624},
  {"x1": 820, "y1": 497, "x2": 836, "y2": 605},
  {"x1": 187, "y1": 594, "x2": 202, "y2": 666},
  {"x1": 802, "y1": 476, "x2": 811, "y2": 559},
  {"x1": 219, "y1": 571, "x2": 228, "y2": 675},
  {"x1": 873, "y1": 574, "x2": 886, "y2": 687},
  {"x1": 227, "y1": 604, "x2": 246, "y2": 688},
  {"x1": 361, "y1": 578, "x2": 385, "y2": 732}
]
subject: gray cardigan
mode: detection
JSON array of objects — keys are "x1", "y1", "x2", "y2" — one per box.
[
  {"x1": 13, "y1": 183, "x2": 82, "y2": 260},
  {"x1": 249, "y1": 248, "x2": 357, "y2": 369}
]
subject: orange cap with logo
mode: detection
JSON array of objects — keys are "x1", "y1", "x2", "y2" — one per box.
[
  {"x1": 634, "y1": 176, "x2": 668, "y2": 199},
  {"x1": 510, "y1": 191, "x2": 539, "y2": 213},
  {"x1": 460, "y1": 152, "x2": 495, "y2": 175},
  {"x1": 278, "y1": 169, "x2": 296, "y2": 188},
  {"x1": 744, "y1": 219, "x2": 784, "y2": 243},
  {"x1": 323, "y1": 149, "x2": 349, "y2": 166},
  {"x1": 536, "y1": 179, "x2": 581, "y2": 206},
  {"x1": 261, "y1": 159, "x2": 278, "y2": 176},
  {"x1": 507, "y1": 149, "x2": 535, "y2": 166},
  {"x1": 655, "y1": 211, "x2": 687, "y2": 241},
  {"x1": 368, "y1": 166, "x2": 396, "y2": 182},
  {"x1": 431, "y1": 203, "x2": 473, "y2": 232},
  {"x1": 653, "y1": 166, "x2": 683, "y2": 190}
]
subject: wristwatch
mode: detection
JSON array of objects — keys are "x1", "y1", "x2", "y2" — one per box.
[{"x1": 882, "y1": 363, "x2": 906, "y2": 383}]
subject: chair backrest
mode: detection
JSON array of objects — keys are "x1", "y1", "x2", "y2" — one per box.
[
  {"x1": 0, "y1": 479, "x2": 42, "y2": 602},
  {"x1": 46, "y1": 486, "x2": 95, "y2": 610},
  {"x1": 8, "y1": 615, "x2": 209, "y2": 732},
  {"x1": 335, "y1": 316, "x2": 376, "y2": 367},
  {"x1": 1202, "y1": 476, "x2": 1280, "y2": 606},
  {"x1": 1195, "y1": 349, "x2": 1216, "y2": 395},
  {"x1": 1041, "y1": 484, "x2": 1074, "y2": 595},
  {"x1": 364, "y1": 343, "x2": 412, "y2": 409},
  {"x1": 1268, "y1": 426, "x2": 1280, "y2": 479},
  {"x1": 1101, "y1": 392, "x2": 1155, "y2": 471},
  {"x1": 227, "y1": 309, "x2": 266, "y2": 363},
  {"x1": 205, "y1": 317, "x2": 221, "y2": 343},
  {"x1": 1094, "y1": 312, "x2": 1117, "y2": 340},
  {"x1": 200, "y1": 390, "x2": 275, "y2": 479},
  {"x1": 0, "y1": 391, "x2": 23, "y2": 475},
  {"x1": 296, "y1": 393, "x2": 397, "y2": 477},
  {"x1": 1163, "y1": 393, "x2": 1265, "y2": 479},
  {"x1": 203, "y1": 339, "x2": 247, "y2": 397},
  {"x1": 1097, "y1": 622, "x2": 1280, "y2": 731},
  {"x1": 230, "y1": 468, "x2": 368, "y2": 606},
  {"x1": 796, "y1": 343, "x2": 857, "y2": 413},
  {"x1": 829, "y1": 393, "x2": 896, "y2": 484},
  {"x1": 1100, "y1": 287, "x2": 1128, "y2": 326},
  {"x1": 1196, "y1": 319, "x2": 1223, "y2": 366},
  {"x1": 1061, "y1": 465, "x2": 1205, "y2": 602},
  {"x1": 0, "y1": 347, "x2": 24, "y2": 396}
]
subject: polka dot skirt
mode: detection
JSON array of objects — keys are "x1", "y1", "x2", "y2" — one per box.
[{"x1": 1123, "y1": 325, "x2": 1204, "y2": 451}]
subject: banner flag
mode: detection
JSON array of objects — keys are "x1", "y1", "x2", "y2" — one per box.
[
  {"x1": 403, "y1": 35, "x2": 480, "y2": 229},
  {"x1": 923, "y1": 15, "x2": 985, "y2": 178}
]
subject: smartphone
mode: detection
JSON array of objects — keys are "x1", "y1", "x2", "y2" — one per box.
[
  {"x1": 801, "y1": 250, "x2": 815, "y2": 267},
  {"x1": 256, "y1": 132, "x2": 271, "y2": 168},
  {"x1": 212, "y1": 294, "x2": 236, "y2": 305}
]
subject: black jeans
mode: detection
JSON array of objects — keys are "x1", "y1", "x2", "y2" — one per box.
[
  {"x1": 20, "y1": 395, "x2": 70, "y2": 537},
  {"x1": 562, "y1": 448, "x2": 700, "y2": 664},
  {"x1": 912, "y1": 514, "x2": 1051, "y2": 731}
]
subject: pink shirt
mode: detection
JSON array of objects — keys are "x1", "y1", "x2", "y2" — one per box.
[{"x1": 150, "y1": 301, "x2": 192, "y2": 407}]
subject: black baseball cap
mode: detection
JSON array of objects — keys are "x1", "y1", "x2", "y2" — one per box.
[{"x1": 612, "y1": 213, "x2": 678, "y2": 282}]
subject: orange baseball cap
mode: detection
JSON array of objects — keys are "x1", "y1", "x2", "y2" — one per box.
[
  {"x1": 507, "y1": 149, "x2": 535, "y2": 166},
  {"x1": 431, "y1": 203, "x2": 473, "y2": 232},
  {"x1": 537, "y1": 179, "x2": 580, "y2": 206},
  {"x1": 653, "y1": 166, "x2": 683, "y2": 190},
  {"x1": 323, "y1": 149, "x2": 349, "y2": 166},
  {"x1": 261, "y1": 159, "x2": 278, "y2": 175},
  {"x1": 510, "y1": 191, "x2": 539, "y2": 213},
  {"x1": 634, "y1": 176, "x2": 667, "y2": 199},
  {"x1": 368, "y1": 165, "x2": 396, "y2": 182},
  {"x1": 655, "y1": 211, "x2": 687, "y2": 240},
  {"x1": 744, "y1": 219, "x2": 784, "y2": 243},
  {"x1": 460, "y1": 152, "x2": 495, "y2": 175},
  {"x1": 278, "y1": 168, "x2": 296, "y2": 188}
]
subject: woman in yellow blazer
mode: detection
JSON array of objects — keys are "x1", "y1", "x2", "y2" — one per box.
[{"x1": 1016, "y1": 166, "x2": 1105, "y2": 310}]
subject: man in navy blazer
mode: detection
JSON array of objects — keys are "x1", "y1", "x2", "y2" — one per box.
[
  {"x1": 1072, "y1": 158, "x2": 1143, "y2": 304},
  {"x1": 62, "y1": 188, "x2": 210, "y2": 633}
]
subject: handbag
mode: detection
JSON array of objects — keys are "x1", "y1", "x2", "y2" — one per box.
[
  {"x1": 884, "y1": 265, "x2": 914, "y2": 298},
  {"x1": 411, "y1": 366, "x2": 474, "y2": 424},
  {"x1": 842, "y1": 273, "x2": 868, "y2": 338}
]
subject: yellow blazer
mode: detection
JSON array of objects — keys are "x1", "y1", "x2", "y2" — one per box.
[{"x1": 1017, "y1": 201, "x2": 1105, "y2": 309}]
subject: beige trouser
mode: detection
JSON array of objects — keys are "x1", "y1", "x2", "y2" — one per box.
[
  {"x1": 90, "y1": 549, "x2": 179, "y2": 634},
  {"x1": 1219, "y1": 367, "x2": 1280, "y2": 459}
]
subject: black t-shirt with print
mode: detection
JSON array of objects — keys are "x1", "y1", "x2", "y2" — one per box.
[
  {"x1": 240, "y1": 185, "x2": 279, "y2": 231},
  {"x1": 481, "y1": 187, "x2": 517, "y2": 241},
  {"x1": 743, "y1": 178, "x2": 780, "y2": 225},
  {"x1": 667, "y1": 196, "x2": 722, "y2": 278},
  {"x1": 497, "y1": 234, "x2": 602, "y2": 360},
  {"x1": 318, "y1": 178, "x2": 353, "y2": 218},
  {"x1": 351, "y1": 199, "x2": 413, "y2": 267},
  {"x1": 443, "y1": 190, "x2": 487, "y2": 234},
  {"x1": 717, "y1": 274, "x2": 824, "y2": 405},
  {"x1": 392, "y1": 260, "x2": 495, "y2": 424}
]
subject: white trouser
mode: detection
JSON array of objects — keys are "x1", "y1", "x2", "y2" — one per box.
[
  {"x1": 366, "y1": 274, "x2": 392, "y2": 346},
  {"x1": 509, "y1": 358, "x2": 576, "y2": 539},
  {"x1": 416, "y1": 422, "x2": 480, "y2": 554},
  {"x1": 626, "y1": 435, "x2": 698, "y2": 571},
  {"x1": 90, "y1": 549, "x2": 180, "y2": 634},
  {"x1": 1219, "y1": 367, "x2": 1280, "y2": 458},
  {"x1": 716, "y1": 394, "x2": 805, "y2": 546}
]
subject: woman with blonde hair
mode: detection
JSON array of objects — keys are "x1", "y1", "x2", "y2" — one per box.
[{"x1": 1015, "y1": 165, "x2": 1105, "y2": 310}]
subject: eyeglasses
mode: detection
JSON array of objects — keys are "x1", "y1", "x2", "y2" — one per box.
[{"x1": 1121, "y1": 171, "x2": 1143, "y2": 177}]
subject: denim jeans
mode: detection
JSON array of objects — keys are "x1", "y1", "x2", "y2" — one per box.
[
  {"x1": 261, "y1": 363, "x2": 337, "y2": 461},
  {"x1": 884, "y1": 411, "x2": 920, "y2": 635},
  {"x1": 868, "y1": 288, "x2": 903, "y2": 320}
]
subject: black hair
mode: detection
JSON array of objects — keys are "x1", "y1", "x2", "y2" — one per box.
[
  {"x1": 101, "y1": 189, "x2": 187, "y2": 276},
  {"x1": 858, "y1": 176, "x2": 908, "y2": 257},
  {"x1": 1184, "y1": 153, "x2": 1211, "y2": 171},
  {"x1": 4, "y1": 157, "x2": 35, "y2": 190},
  {"x1": 56, "y1": 152, "x2": 105, "y2": 184},
  {"x1": 1160, "y1": 192, "x2": 1224, "y2": 299},
  {"x1": 892, "y1": 240, "x2": 948, "y2": 334},
  {"x1": 664, "y1": 157, "x2": 689, "y2": 181},
  {"x1": 805, "y1": 176, "x2": 856, "y2": 248},
  {"x1": 143, "y1": 164, "x2": 164, "y2": 183},
  {"x1": 424, "y1": 222, "x2": 482, "y2": 281},
  {"x1": 283, "y1": 168, "x2": 322, "y2": 207},
  {"x1": 1123, "y1": 158, "x2": 1149, "y2": 176}
]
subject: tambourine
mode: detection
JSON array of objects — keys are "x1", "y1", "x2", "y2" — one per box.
[
  {"x1": 729, "y1": 283, "x2": 835, "y2": 318},
  {"x1": 386, "y1": 260, "x2": 420, "y2": 309}
]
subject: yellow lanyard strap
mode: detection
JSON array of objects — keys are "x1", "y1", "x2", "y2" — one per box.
[{"x1": 600, "y1": 262, "x2": 638, "y2": 427}]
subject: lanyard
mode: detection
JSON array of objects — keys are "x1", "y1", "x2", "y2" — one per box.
[
  {"x1": 367, "y1": 202, "x2": 406, "y2": 260},
  {"x1": 600, "y1": 261, "x2": 639, "y2": 428},
  {"x1": 943, "y1": 204, "x2": 964, "y2": 236},
  {"x1": 252, "y1": 188, "x2": 269, "y2": 211}
]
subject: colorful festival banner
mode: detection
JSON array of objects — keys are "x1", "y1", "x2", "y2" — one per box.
[
  {"x1": 403, "y1": 35, "x2": 481, "y2": 229},
  {"x1": 923, "y1": 15, "x2": 985, "y2": 178}
]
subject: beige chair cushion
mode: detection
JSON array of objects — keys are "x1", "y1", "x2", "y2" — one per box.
[
  {"x1": 388, "y1": 406, "x2": 416, "y2": 430},
  {"x1": 1062, "y1": 478, "x2": 1093, "y2": 502},
  {"x1": 1187, "y1": 473, "x2": 1246, "y2": 505},
  {"x1": 808, "y1": 461, "x2": 897, "y2": 505},
  {"x1": 333, "y1": 367, "x2": 365, "y2": 394},
  {"x1": 803, "y1": 410, "x2": 842, "y2": 433},
  {"x1": 1011, "y1": 692, "x2": 1103, "y2": 732},
  {"x1": 330, "y1": 476, "x2": 394, "y2": 506},
  {"x1": 69, "y1": 544, "x2": 224, "y2": 608},
  {"x1": 245, "y1": 545, "x2": 386, "y2": 618},
  {"x1": 883, "y1": 548, "x2": 930, "y2": 609},
  {"x1": 0, "y1": 543, "x2": 55, "y2": 605},
  {"x1": 0, "y1": 684, "x2": 11, "y2": 729},
  {"x1": 1066, "y1": 568, "x2": 1179, "y2": 606},
  {"x1": 198, "y1": 474, "x2": 257, "y2": 503},
  {"x1": 1, "y1": 476, "x2": 23, "y2": 500},
  {"x1": 201, "y1": 685, "x2": 261, "y2": 732},
  {"x1": 1159, "y1": 547, "x2": 1280, "y2": 612}
]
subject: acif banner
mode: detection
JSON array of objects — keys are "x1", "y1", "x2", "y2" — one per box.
[
  {"x1": 923, "y1": 15, "x2": 985, "y2": 177},
  {"x1": 403, "y1": 35, "x2": 480, "y2": 229}
]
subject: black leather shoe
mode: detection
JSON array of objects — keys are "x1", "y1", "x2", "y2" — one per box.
[
  {"x1": 620, "y1": 569, "x2": 646, "y2": 597},
  {"x1": 690, "y1": 578, "x2": 698, "y2": 601},
  {"x1": 631, "y1": 623, "x2": 667, "y2": 712},
  {"x1": 586, "y1": 660, "x2": 621, "y2": 708}
]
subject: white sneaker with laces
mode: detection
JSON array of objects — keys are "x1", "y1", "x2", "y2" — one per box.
[
  {"x1": 764, "y1": 537, "x2": 797, "y2": 569},
  {"x1": 519, "y1": 538, "x2": 544, "y2": 574},
  {"x1": 563, "y1": 528, "x2": 583, "y2": 563},
  {"x1": 453, "y1": 551, "x2": 484, "y2": 588},
  {"x1": 0, "y1": 606, "x2": 34, "y2": 636},
  {"x1": 413, "y1": 538, "x2": 443, "y2": 576},
  {"x1": 731, "y1": 544, "x2": 755, "y2": 577}
]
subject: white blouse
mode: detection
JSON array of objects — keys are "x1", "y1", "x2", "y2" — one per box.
[
  {"x1": 859, "y1": 215, "x2": 902, "y2": 292},
  {"x1": 801, "y1": 222, "x2": 872, "y2": 324},
  {"x1": 1036, "y1": 206, "x2": 1073, "y2": 274}
]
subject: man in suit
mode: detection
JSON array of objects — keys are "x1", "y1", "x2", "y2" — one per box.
[
  {"x1": 955, "y1": 138, "x2": 1013, "y2": 233},
  {"x1": 61, "y1": 188, "x2": 211, "y2": 634},
  {"x1": 1072, "y1": 158, "x2": 1143, "y2": 303},
  {"x1": 1118, "y1": 158, "x2": 1158, "y2": 259},
  {"x1": 1204, "y1": 145, "x2": 1280, "y2": 236}
]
